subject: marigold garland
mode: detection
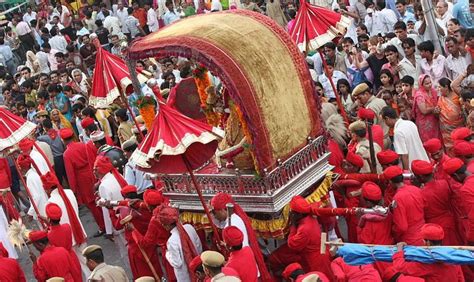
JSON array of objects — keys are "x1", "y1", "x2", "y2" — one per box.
[
  {"x1": 234, "y1": 103, "x2": 260, "y2": 173},
  {"x1": 193, "y1": 65, "x2": 220, "y2": 127},
  {"x1": 135, "y1": 96, "x2": 156, "y2": 131}
]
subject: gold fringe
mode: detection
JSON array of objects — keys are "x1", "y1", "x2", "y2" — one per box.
[{"x1": 180, "y1": 172, "x2": 334, "y2": 239}]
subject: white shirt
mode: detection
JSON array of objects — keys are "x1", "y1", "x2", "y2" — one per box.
[
  {"x1": 98, "y1": 172, "x2": 124, "y2": 202},
  {"x1": 23, "y1": 12, "x2": 37, "y2": 25},
  {"x1": 49, "y1": 35, "x2": 68, "y2": 53},
  {"x1": 30, "y1": 147, "x2": 51, "y2": 175},
  {"x1": 398, "y1": 55, "x2": 422, "y2": 88},
  {"x1": 318, "y1": 70, "x2": 349, "y2": 99},
  {"x1": 103, "y1": 15, "x2": 122, "y2": 35},
  {"x1": 47, "y1": 188, "x2": 86, "y2": 246},
  {"x1": 0, "y1": 207, "x2": 17, "y2": 258},
  {"x1": 45, "y1": 23, "x2": 65, "y2": 31},
  {"x1": 393, "y1": 118, "x2": 429, "y2": 169},
  {"x1": 36, "y1": 51, "x2": 51, "y2": 73},
  {"x1": 15, "y1": 21, "x2": 31, "y2": 36},
  {"x1": 211, "y1": 0, "x2": 223, "y2": 11},
  {"x1": 115, "y1": 8, "x2": 129, "y2": 32},
  {"x1": 163, "y1": 10, "x2": 180, "y2": 26},
  {"x1": 445, "y1": 52, "x2": 472, "y2": 80},
  {"x1": 414, "y1": 18, "x2": 447, "y2": 42},
  {"x1": 124, "y1": 160, "x2": 153, "y2": 193},
  {"x1": 166, "y1": 224, "x2": 203, "y2": 282},
  {"x1": 147, "y1": 8, "x2": 159, "y2": 32},
  {"x1": 365, "y1": 11, "x2": 384, "y2": 36},
  {"x1": 26, "y1": 168, "x2": 49, "y2": 218},
  {"x1": 215, "y1": 213, "x2": 249, "y2": 247},
  {"x1": 384, "y1": 34, "x2": 420, "y2": 57}
]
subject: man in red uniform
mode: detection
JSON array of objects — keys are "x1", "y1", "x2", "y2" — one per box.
[
  {"x1": 29, "y1": 230, "x2": 79, "y2": 281},
  {"x1": 443, "y1": 158, "x2": 474, "y2": 245},
  {"x1": 133, "y1": 189, "x2": 174, "y2": 281},
  {"x1": 114, "y1": 185, "x2": 163, "y2": 280},
  {"x1": 392, "y1": 223, "x2": 464, "y2": 281},
  {"x1": 282, "y1": 263, "x2": 330, "y2": 282},
  {"x1": 331, "y1": 256, "x2": 382, "y2": 281},
  {"x1": 453, "y1": 141, "x2": 474, "y2": 173},
  {"x1": 286, "y1": 196, "x2": 334, "y2": 279},
  {"x1": 0, "y1": 242, "x2": 25, "y2": 281},
  {"x1": 423, "y1": 138, "x2": 451, "y2": 180},
  {"x1": 45, "y1": 203, "x2": 82, "y2": 282},
  {"x1": 357, "y1": 182, "x2": 394, "y2": 245},
  {"x1": 0, "y1": 157, "x2": 20, "y2": 221},
  {"x1": 384, "y1": 166, "x2": 425, "y2": 245},
  {"x1": 411, "y1": 160, "x2": 462, "y2": 245},
  {"x1": 376, "y1": 149, "x2": 400, "y2": 205},
  {"x1": 222, "y1": 226, "x2": 258, "y2": 282},
  {"x1": 60, "y1": 128, "x2": 105, "y2": 237},
  {"x1": 451, "y1": 127, "x2": 472, "y2": 143}
]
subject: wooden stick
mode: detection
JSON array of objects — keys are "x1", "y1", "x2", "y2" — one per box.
[
  {"x1": 320, "y1": 232, "x2": 474, "y2": 254},
  {"x1": 130, "y1": 224, "x2": 161, "y2": 281}
]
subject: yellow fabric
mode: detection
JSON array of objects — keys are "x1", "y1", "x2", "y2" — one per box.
[
  {"x1": 180, "y1": 172, "x2": 334, "y2": 239},
  {"x1": 137, "y1": 12, "x2": 313, "y2": 167}
]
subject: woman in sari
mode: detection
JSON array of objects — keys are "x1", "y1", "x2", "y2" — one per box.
[
  {"x1": 413, "y1": 74, "x2": 441, "y2": 142},
  {"x1": 436, "y1": 78, "x2": 465, "y2": 156}
]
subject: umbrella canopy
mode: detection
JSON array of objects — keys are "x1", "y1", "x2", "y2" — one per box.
[
  {"x1": 337, "y1": 244, "x2": 474, "y2": 266},
  {"x1": 0, "y1": 107, "x2": 36, "y2": 151},
  {"x1": 290, "y1": 2, "x2": 351, "y2": 52},
  {"x1": 89, "y1": 46, "x2": 149, "y2": 108},
  {"x1": 130, "y1": 102, "x2": 224, "y2": 174}
]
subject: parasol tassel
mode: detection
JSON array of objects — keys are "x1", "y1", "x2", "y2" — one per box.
[{"x1": 7, "y1": 219, "x2": 31, "y2": 252}]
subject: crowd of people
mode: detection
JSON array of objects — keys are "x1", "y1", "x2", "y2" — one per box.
[{"x1": 0, "y1": 0, "x2": 472, "y2": 281}]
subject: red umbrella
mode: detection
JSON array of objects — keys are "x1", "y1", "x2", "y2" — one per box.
[
  {"x1": 89, "y1": 46, "x2": 149, "y2": 108},
  {"x1": 290, "y1": 2, "x2": 351, "y2": 125},
  {"x1": 0, "y1": 107, "x2": 36, "y2": 152},
  {"x1": 290, "y1": 1, "x2": 351, "y2": 52},
  {"x1": 130, "y1": 101, "x2": 224, "y2": 242}
]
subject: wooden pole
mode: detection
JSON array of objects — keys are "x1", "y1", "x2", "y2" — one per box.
[{"x1": 130, "y1": 224, "x2": 161, "y2": 281}]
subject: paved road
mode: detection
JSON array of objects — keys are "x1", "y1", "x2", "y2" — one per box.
[{"x1": 17, "y1": 206, "x2": 132, "y2": 281}]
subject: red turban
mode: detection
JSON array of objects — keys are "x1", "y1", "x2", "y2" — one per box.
[
  {"x1": 189, "y1": 256, "x2": 202, "y2": 273},
  {"x1": 28, "y1": 230, "x2": 48, "y2": 242},
  {"x1": 143, "y1": 189, "x2": 164, "y2": 206},
  {"x1": 45, "y1": 202, "x2": 62, "y2": 220},
  {"x1": 423, "y1": 138, "x2": 442, "y2": 154},
  {"x1": 0, "y1": 243, "x2": 8, "y2": 257},
  {"x1": 451, "y1": 127, "x2": 472, "y2": 141},
  {"x1": 59, "y1": 128, "x2": 74, "y2": 140},
  {"x1": 289, "y1": 195, "x2": 311, "y2": 214},
  {"x1": 411, "y1": 160, "x2": 433, "y2": 175},
  {"x1": 383, "y1": 165, "x2": 403, "y2": 180},
  {"x1": 80, "y1": 117, "x2": 95, "y2": 129},
  {"x1": 346, "y1": 152, "x2": 364, "y2": 168},
  {"x1": 376, "y1": 150, "x2": 399, "y2": 165},
  {"x1": 282, "y1": 263, "x2": 303, "y2": 279},
  {"x1": 421, "y1": 223, "x2": 444, "y2": 241},
  {"x1": 94, "y1": 156, "x2": 114, "y2": 175},
  {"x1": 223, "y1": 226, "x2": 244, "y2": 247},
  {"x1": 17, "y1": 154, "x2": 32, "y2": 170},
  {"x1": 443, "y1": 158, "x2": 465, "y2": 175},
  {"x1": 158, "y1": 206, "x2": 179, "y2": 225},
  {"x1": 453, "y1": 141, "x2": 474, "y2": 157},
  {"x1": 361, "y1": 181, "x2": 382, "y2": 201},
  {"x1": 40, "y1": 172, "x2": 60, "y2": 190},
  {"x1": 210, "y1": 192, "x2": 234, "y2": 211},
  {"x1": 358, "y1": 108, "x2": 375, "y2": 120},
  {"x1": 18, "y1": 138, "x2": 35, "y2": 152},
  {"x1": 121, "y1": 185, "x2": 137, "y2": 197}
]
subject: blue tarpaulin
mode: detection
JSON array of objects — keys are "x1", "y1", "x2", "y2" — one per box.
[{"x1": 337, "y1": 244, "x2": 474, "y2": 266}]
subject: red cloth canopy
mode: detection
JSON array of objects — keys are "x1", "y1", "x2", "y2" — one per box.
[
  {"x1": 89, "y1": 46, "x2": 149, "y2": 108},
  {"x1": 130, "y1": 102, "x2": 224, "y2": 173},
  {"x1": 0, "y1": 107, "x2": 36, "y2": 151},
  {"x1": 290, "y1": 2, "x2": 351, "y2": 52}
]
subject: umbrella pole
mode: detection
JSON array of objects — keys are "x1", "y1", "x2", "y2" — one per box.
[
  {"x1": 318, "y1": 50, "x2": 350, "y2": 127},
  {"x1": 12, "y1": 158, "x2": 47, "y2": 229},
  {"x1": 121, "y1": 93, "x2": 145, "y2": 141},
  {"x1": 181, "y1": 155, "x2": 222, "y2": 244}
]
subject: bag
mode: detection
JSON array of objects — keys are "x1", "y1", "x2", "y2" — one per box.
[{"x1": 347, "y1": 66, "x2": 369, "y2": 88}]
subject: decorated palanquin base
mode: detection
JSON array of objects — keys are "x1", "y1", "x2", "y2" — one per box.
[
  {"x1": 179, "y1": 172, "x2": 335, "y2": 239},
  {"x1": 127, "y1": 10, "x2": 333, "y2": 237}
]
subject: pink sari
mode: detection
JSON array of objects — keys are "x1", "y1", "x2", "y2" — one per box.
[
  {"x1": 438, "y1": 94, "x2": 465, "y2": 155},
  {"x1": 413, "y1": 75, "x2": 440, "y2": 142}
]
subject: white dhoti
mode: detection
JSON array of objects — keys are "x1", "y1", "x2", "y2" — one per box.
[{"x1": 0, "y1": 207, "x2": 17, "y2": 258}]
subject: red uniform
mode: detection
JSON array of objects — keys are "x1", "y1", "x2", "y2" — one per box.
[
  {"x1": 357, "y1": 213, "x2": 394, "y2": 245},
  {"x1": 63, "y1": 141, "x2": 104, "y2": 231},
  {"x1": 0, "y1": 256, "x2": 26, "y2": 281},
  {"x1": 392, "y1": 185, "x2": 425, "y2": 245},
  {"x1": 0, "y1": 158, "x2": 19, "y2": 221},
  {"x1": 460, "y1": 175, "x2": 474, "y2": 243},
  {"x1": 433, "y1": 154, "x2": 451, "y2": 180},
  {"x1": 47, "y1": 224, "x2": 82, "y2": 282},
  {"x1": 33, "y1": 246, "x2": 78, "y2": 282},
  {"x1": 225, "y1": 246, "x2": 258, "y2": 282},
  {"x1": 113, "y1": 205, "x2": 162, "y2": 280},
  {"x1": 334, "y1": 179, "x2": 360, "y2": 242},
  {"x1": 392, "y1": 251, "x2": 464, "y2": 282},
  {"x1": 287, "y1": 216, "x2": 334, "y2": 280},
  {"x1": 421, "y1": 179, "x2": 462, "y2": 245},
  {"x1": 331, "y1": 257, "x2": 382, "y2": 281},
  {"x1": 328, "y1": 139, "x2": 344, "y2": 170}
]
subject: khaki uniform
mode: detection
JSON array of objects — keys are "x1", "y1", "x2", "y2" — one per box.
[
  {"x1": 88, "y1": 263, "x2": 128, "y2": 282},
  {"x1": 211, "y1": 273, "x2": 241, "y2": 282}
]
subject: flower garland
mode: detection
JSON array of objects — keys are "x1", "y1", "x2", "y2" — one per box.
[
  {"x1": 135, "y1": 96, "x2": 156, "y2": 131},
  {"x1": 193, "y1": 64, "x2": 220, "y2": 127},
  {"x1": 233, "y1": 102, "x2": 260, "y2": 173}
]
